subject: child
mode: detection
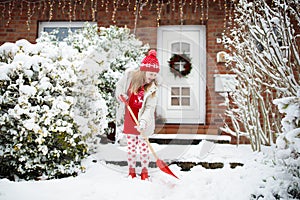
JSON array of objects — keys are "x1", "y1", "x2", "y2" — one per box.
[{"x1": 115, "y1": 49, "x2": 160, "y2": 180}]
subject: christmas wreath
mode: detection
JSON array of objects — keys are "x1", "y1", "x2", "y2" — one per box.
[{"x1": 168, "y1": 54, "x2": 192, "y2": 78}]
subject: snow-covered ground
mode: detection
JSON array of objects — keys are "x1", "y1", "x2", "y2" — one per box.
[{"x1": 0, "y1": 141, "x2": 276, "y2": 200}]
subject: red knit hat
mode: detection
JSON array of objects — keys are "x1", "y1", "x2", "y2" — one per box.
[{"x1": 140, "y1": 50, "x2": 160, "y2": 73}]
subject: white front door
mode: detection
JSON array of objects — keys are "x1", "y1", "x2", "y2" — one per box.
[{"x1": 157, "y1": 25, "x2": 206, "y2": 124}]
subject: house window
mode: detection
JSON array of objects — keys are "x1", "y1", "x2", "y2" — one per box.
[
  {"x1": 170, "y1": 86, "x2": 191, "y2": 107},
  {"x1": 38, "y1": 21, "x2": 97, "y2": 41}
]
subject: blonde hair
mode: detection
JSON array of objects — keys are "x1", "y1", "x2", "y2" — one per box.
[{"x1": 130, "y1": 69, "x2": 157, "y2": 95}]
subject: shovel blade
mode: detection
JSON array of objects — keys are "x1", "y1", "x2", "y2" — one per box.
[{"x1": 156, "y1": 159, "x2": 179, "y2": 179}]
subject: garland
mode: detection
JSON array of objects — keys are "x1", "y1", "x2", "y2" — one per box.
[{"x1": 168, "y1": 54, "x2": 192, "y2": 78}]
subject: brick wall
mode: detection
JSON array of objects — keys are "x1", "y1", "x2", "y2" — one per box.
[{"x1": 0, "y1": 0, "x2": 230, "y2": 133}]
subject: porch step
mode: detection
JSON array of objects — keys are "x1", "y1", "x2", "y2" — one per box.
[
  {"x1": 148, "y1": 134, "x2": 231, "y2": 145},
  {"x1": 155, "y1": 124, "x2": 220, "y2": 135}
]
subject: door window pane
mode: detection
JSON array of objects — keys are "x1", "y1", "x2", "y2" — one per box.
[
  {"x1": 170, "y1": 86, "x2": 191, "y2": 107},
  {"x1": 171, "y1": 87, "x2": 180, "y2": 95},
  {"x1": 171, "y1": 97, "x2": 180, "y2": 106},
  {"x1": 182, "y1": 42, "x2": 190, "y2": 54},
  {"x1": 181, "y1": 97, "x2": 190, "y2": 106},
  {"x1": 182, "y1": 87, "x2": 190, "y2": 96},
  {"x1": 171, "y1": 43, "x2": 180, "y2": 53}
]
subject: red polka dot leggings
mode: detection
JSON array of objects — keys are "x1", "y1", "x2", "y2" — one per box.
[{"x1": 126, "y1": 134, "x2": 150, "y2": 169}]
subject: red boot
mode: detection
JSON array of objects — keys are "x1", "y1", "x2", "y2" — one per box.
[
  {"x1": 128, "y1": 168, "x2": 136, "y2": 178},
  {"x1": 141, "y1": 168, "x2": 149, "y2": 180}
]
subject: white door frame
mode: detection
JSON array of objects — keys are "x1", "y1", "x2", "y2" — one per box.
[{"x1": 157, "y1": 25, "x2": 206, "y2": 124}]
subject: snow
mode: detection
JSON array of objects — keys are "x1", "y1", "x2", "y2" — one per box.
[
  {"x1": 0, "y1": 20, "x2": 298, "y2": 200},
  {"x1": 0, "y1": 142, "x2": 277, "y2": 200},
  {"x1": 19, "y1": 85, "x2": 37, "y2": 96}
]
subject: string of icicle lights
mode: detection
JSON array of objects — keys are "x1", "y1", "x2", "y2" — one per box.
[{"x1": 0, "y1": 0, "x2": 234, "y2": 31}]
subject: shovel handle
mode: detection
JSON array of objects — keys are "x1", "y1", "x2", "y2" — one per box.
[{"x1": 119, "y1": 94, "x2": 129, "y2": 106}]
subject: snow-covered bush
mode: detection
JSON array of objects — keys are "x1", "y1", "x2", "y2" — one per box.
[
  {"x1": 71, "y1": 46, "x2": 108, "y2": 146},
  {"x1": 222, "y1": 0, "x2": 300, "y2": 151},
  {"x1": 273, "y1": 95, "x2": 300, "y2": 199},
  {"x1": 251, "y1": 94, "x2": 300, "y2": 199},
  {"x1": 0, "y1": 36, "x2": 107, "y2": 180},
  {"x1": 0, "y1": 23, "x2": 148, "y2": 180},
  {"x1": 0, "y1": 42, "x2": 18, "y2": 64},
  {"x1": 65, "y1": 24, "x2": 149, "y2": 136},
  {"x1": 39, "y1": 28, "x2": 109, "y2": 150}
]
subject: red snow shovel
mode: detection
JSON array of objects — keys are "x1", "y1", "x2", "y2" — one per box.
[{"x1": 119, "y1": 95, "x2": 179, "y2": 179}]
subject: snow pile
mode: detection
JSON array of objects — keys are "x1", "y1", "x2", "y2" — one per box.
[{"x1": 0, "y1": 36, "x2": 107, "y2": 180}]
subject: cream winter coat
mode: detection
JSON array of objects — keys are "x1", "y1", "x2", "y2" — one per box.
[{"x1": 115, "y1": 69, "x2": 158, "y2": 137}]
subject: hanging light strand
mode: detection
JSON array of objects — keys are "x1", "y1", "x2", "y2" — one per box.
[
  {"x1": 194, "y1": 0, "x2": 198, "y2": 13},
  {"x1": 26, "y1": 1, "x2": 35, "y2": 30},
  {"x1": 68, "y1": 0, "x2": 73, "y2": 21},
  {"x1": 61, "y1": 0, "x2": 66, "y2": 13},
  {"x1": 201, "y1": 0, "x2": 204, "y2": 23},
  {"x1": 127, "y1": 0, "x2": 131, "y2": 11},
  {"x1": 199, "y1": 0, "x2": 202, "y2": 23},
  {"x1": 73, "y1": 0, "x2": 78, "y2": 20},
  {"x1": 172, "y1": 0, "x2": 175, "y2": 11},
  {"x1": 6, "y1": 1, "x2": 12, "y2": 26},
  {"x1": 48, "y1": 0, "x2": 54, "y2": 21},
  {"x1": 41, "y1": 0, "x2": 47, "y2": 17},
  {"x1": 1, "y1": 4, "x2": 6, "y2": 23},
  {"x1": 228, "y1": 0, "x2": 233, "y2": 26},
  {"x1": 92, "y1": 0, "x2": 98, "y2": 21},
  {"x1": 26, "y1": 1, "x2": 30, "y2": 29},
  {"x1": 206, "y1": 0, "x2": 209, "y2": 20},
  {"x1": 219, "y1": 0, "x2": 222, "y2": 10},
  {"x1": 82, "y1": 0, "x2": 87, "y2": 12},
  {"x1": 179, "y1": 0, "x2": 184, "y2": 25},
  {"x1": 105, "y1": 0, "x2": 109, "y2": 13},
  {"x1": 156, "y1": 0, "x2": 163, "y2": 27},
  {"x1": 224, "y1": 0, "x2": 228, "y2": 29},
  {"x1": 112, "y1": 0, "x2": 119, "y2": 23},
  {"x1": 139, "y1": 0, "x2": 148, "y2": 19},
  {"x1": 148, "y1": 0, "x2": 154, "y2": 10},
  {"x1": 19, "y1": 0, "x2": 23, "y2": 16},
  {"x1": 133, "y1": 0, "x2": 139, "y2": 34}
]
